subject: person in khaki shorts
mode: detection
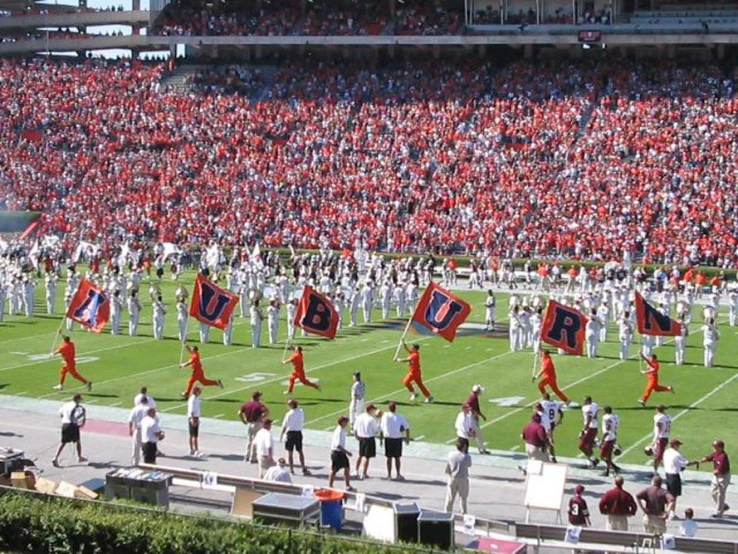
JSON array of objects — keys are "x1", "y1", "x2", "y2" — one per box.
[
  {"x1": 598, "y1": 476, "x2": 638, "y2": 531},
  {"x1": 636, "y1": 475, "x2": 674, "y2": 535},
  {"x1": 518, "y1": 413, "x2": 550, "y2": 475}
]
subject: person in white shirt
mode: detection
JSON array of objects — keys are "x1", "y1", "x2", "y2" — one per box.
[
  {"x1": 45, "y1": 274, "x2": 57, "y2": 314},
  {"x1": 353, "y1": 404, "x2": 380, "y2": 480},
  {"x1": 141, "y1": 407, "x2": 164, "y2": 464},
  {"x1": 267, "y1": 299, "x2": 280, "y2": 345},
  {"x1": 127, "y1": 290, "x2": 142, "y2": 337},
  {"x1": 134, "y1": 386, "x2": 157, "y2": 409},
  {"x1": 128, "y1": 396, "x2": 149, "y2": 465},
  {"x1": 279, "y1": 399, "x2": 309, "y2": 475},
  {"x1": 250, "y1": 300, "x2": 263, "y2": 348},
  {"x1": 454, "y1": 404, "x2": 475, "y2": 452},
  {"x1": 361, "y1": 282, "x2": 373, "y2": 324},
  {"x1": 110, "y1": 290, "x2": 124, "y2": 335},
  {"x1": 579, "y1": 396, "x2": 600, "y2": 469},
  {"x1": 674, "y1": 312, "x2": 688, "y2": 366},
  {"x1": 254, "y1": 418, "x2": 275, "y2": 478},
  {"x1": 286, "y1": 298, "x2": 297, "y2": 340},
  {"x1": 585, "y1": 310, "x2": 601, "y2": 358},
  {"x1": 176, "y1": 296, "x2": 188, "y2": 342},
  {"x1": 508, "y1": 305, "x2": 522, "y2": 352},
  {"x1": 679, "y1": 508, "x2": 698, "y2": 537},
  {"x1": 599, "y1": 406, "x2": 621, "y2": 477},
  {"x1": 328, "y1": 416, "x2": 354, "y2": 491},
  {"x1": 379, "y1": 401, "x2": 410, "y2": 480},
  {"x1": 187, "y1": 387, "x2": 203, "y2": 457},
  {"x1": 349, "y1": 286, "x2": 361, "y2": 327},
  {"x1": 484, "y1": 290, "x2": 497, "y2": 331},
  {"x1": 349, "y1": 371, "x2": 365, "y2": 433},
  {"x1": 649, "y1": 404, "x2": 672, "y2": 476},
  {"x1": 663, "y1": 439, "x2": 690, "y2": 520},
  {"x1": 263, "y1": 458, "x2": 293, "y2": 483},
  {"x1": 152, "y1": 295, "x2": 166, "y2": 340},
  {"x1": 52, "y1": 393, "x2": 87, "y2": 467},
  {"x1": 618, "y1": 311, "x2": 633, "y2": 361},
  {"x1": 537, "y1": 393, "x2": 564, "y2": 464},
  {"x1": 701, "y1": 317, "x2": 720, "y2": 368}
]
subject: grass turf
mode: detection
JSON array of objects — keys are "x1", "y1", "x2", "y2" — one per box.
[{"x1": 0, "y1": 269, "x2": 736, "y2": 468}]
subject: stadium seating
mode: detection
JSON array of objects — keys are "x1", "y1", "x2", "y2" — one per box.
[{"x1": 1, "y1": 57, "x2": 737, "y2": 267}]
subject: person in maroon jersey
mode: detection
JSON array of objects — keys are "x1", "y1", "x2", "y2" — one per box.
[{"x1": 568, "y1": 484, "x2": 591, "y2": 527}]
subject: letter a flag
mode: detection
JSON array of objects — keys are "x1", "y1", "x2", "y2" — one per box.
[
  {"x1": 540, "y1": 299, "x2": 588, "y2": 356},
  {"x1": 293, "y1": 285, "x2": 339, "y2": 339},
  {"x1": 65, "y1": 278, "x2": 110, "y2": 333},
  {"x1": 411, "y1": 282, "x2": 472, "y2": 342},
  {"x1": 635, "y1": 291, "x2": 681, "y2": 336},
  {"x1": 189, "y1": 273, "x2": 239, "y2": 330}
]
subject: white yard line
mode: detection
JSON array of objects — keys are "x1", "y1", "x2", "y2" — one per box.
[
  {"x1": 160, "y1": 336, "x2": 436, "y2": 414},
  {"x1": 0, "y1": 332, "x2": 58, "y2": 346},
  {"x1": 618, "y1": 371, "x2": 738, "y2": 459},
  {"x1": 305, "y1": 350, "x2": 517, "y2": 426},
  {"x1": 0, "y1": 339, "x2": 157, "y2": 374}
]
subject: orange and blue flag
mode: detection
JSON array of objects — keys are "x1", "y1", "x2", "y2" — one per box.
[
  {"x1": 189, "y1": 273, "x2": 239, "y2": 330},
  {"x1": 411, "y1": 282, "x2": 471, "y2": 342},
  {"x1": 65, "y1": 278, "x2": 110, "y2": 333}
]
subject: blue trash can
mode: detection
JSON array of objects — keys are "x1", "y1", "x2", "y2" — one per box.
[{"x1": 315, "y1": 489, "x2": 345, "y2": 531}]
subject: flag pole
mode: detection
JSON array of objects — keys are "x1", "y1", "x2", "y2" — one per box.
[
  {"x1": 49, "y1": 318, "x2": 65, "y2": 355},
  {"x1": 393, "y1": 317, "x2": 413, "y2": 361},
  {"x1": 178, "y1": 318, "x2": 189, "y2": 366},
  {"x1": 530, "y1": 349, "x2": 540, "y2": 380},
  {"x1": 281, "y1": 338, "x2": 292, "y2": 363}
]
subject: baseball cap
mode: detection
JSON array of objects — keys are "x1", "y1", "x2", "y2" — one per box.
[
  {"x1": 472, "y1": 384, "x2": 484, "y2": 393},
  {"x1": 670, "y1": 438, "x2": 683, "y2": 447},
  {"x1": 575, "y1": 484, "x2": 585, "y2": 494}
]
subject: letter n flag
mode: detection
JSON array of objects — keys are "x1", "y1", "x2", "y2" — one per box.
[
  {"x1": 189, "y1": 274, "x2": 239, "y2": 330},
  {"x1": 540, "y1": 299, "x2": 588, "y2": 356},
  {"x1": 411, "y1": 282, "x2": 472, "y2": 342}
]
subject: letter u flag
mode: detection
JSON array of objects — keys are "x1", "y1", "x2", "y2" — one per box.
[
  {"x1": 411, "y1": 282, "x2": 472, "y2": 342},
  {"x1": 189, "y1": 273, "x2": 239, "y2": 330},
  {"x1": 540, "y1": 299, "x2": 588, "y2": 356}
]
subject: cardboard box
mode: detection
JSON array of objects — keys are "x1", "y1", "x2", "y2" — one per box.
[
  {"x1": 11, "y1": 470, "x2": 36, "y2": 490},
  {"x1": 55, "y1": 481, "x2": 77, "y2": 499},
  {"x1": 34, "y1": 478, "x2": 58, "y2": 495},
  {"x1": 74, "y1": 485, "x2": 99, "y2": 500}
]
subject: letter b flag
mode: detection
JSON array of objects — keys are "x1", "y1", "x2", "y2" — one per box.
[
  {"x1": 293, "y1": 285, "x2": 339, "y2": 339},
  {"x1": 540, "y1": 299, "x2": 588, "y2": 356},
  {"x1": 65, "y1": 278, "x2": 110, "y2": 333},
  {"x1": 411, "y1": 282, "x2": 472, "y2": 342},
  {"x1": 189, "y1": 274, "x2": 239, "y2": 330}
]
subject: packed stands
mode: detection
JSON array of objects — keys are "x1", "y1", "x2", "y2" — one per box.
[{"x1": 0, "y1": 57, "x2": 737, "y2": 266}]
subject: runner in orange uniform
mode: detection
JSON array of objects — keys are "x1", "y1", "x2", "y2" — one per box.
[
  {"x1": 180, "y1": 345, "x2": 222, "y2": 398},
  {"x1": 282, "y1": 345, "x2": 321, "y2": 395},
  {"x1": 51, "y1": 334, "x2": 91, "y2": 392},
  {"x1": 396, "y1": 340, "x2": 433, "y2": 403}
]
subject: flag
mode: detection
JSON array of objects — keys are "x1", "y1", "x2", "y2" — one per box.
[
  {"x1": 410, "y1": 282, "x2": 472, "y2": 342},
  {"x1": 161, "y1": 242, "x2": 181, "y2": 260},
  {"x1": 293, "y1": 285, "x2": 339, "y2": 339},
  {"x1": 635, "y1": 291, "x2": 681, "y2": 336},
  {"x1": 73, "y1": 241, "x2": 100, "y2": 263},
  {"x1": 540, "y1": 299, "x2": 588, "y2": 356},
  {"x1": 65, "y1": 278, "x2": 110, "y2": 333},
  {"x1": 189, "y1": 274, "x2": 239, "y2": 330}
]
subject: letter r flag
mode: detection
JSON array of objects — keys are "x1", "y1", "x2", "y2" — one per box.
[{"x1": 540, "y1": 299, "x2": 588, "y2": 356}]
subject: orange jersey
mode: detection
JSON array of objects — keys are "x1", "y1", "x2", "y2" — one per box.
[
  {"x1": 289, "y1": 351, "x2": 305, "y2": 374},
  {"x1": 541, "y1": 355, "x2": 556, "y2": 379},
  {"x1": 190, "y1": 352, "x2": 203, "y2": 373},
  {"x1": 58, "y1": 342, "x2": 75, "y2": 365},
  {"x1": 408, "y1": 351, "x2": 421, "y2": 374},
  {"x1": 645, "y1": 358, "x2": 660, "y2": 380}
]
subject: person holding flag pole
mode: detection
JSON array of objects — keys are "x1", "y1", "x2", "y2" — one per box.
[
  {"x1": 282, "y1": 345, "x2": 321, "y2": 395},
  {"x1": 180, "y1": 345, "x2": 223, "y2": 399},
  {"x1": 51, "y1": 333, "x2": 92, "y2": 392},
  {"x1": 395, "y1": 340, "x2": 433, "y2": 403}
]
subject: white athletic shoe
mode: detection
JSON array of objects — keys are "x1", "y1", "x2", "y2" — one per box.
[
  {"x1": 53, "y1": 384, "x2": 63, "y2": 391},
  {"x1": 409, "y1": 393, "x2": 418, "y2": 401}
]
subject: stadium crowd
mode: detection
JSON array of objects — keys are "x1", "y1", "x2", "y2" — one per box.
[{"x1": 1, "y1": 56, "x2": 737, "y2": 267}]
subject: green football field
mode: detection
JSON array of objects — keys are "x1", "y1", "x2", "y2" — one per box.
[{"x1": 1, "y1": 269, "x2": 737, "y2": 468}]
